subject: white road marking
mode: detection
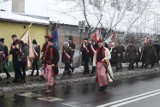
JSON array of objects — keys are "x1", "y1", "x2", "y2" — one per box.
[
  {"x1": 111, "y1": 91, "x2": 160, "y2": 107},
  {"x1": 97, "y1": 89, "x2": 160, "y2": 107}
]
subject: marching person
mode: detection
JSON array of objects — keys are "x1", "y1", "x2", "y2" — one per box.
[
  {"x1": 0, "y1": 38, "x2": 5, "y2": 81},
  {"x1": 93, "y1": 39, "x2": 114, "y2": 91},
  {"x1": 61, "y1": 42, "x2": 74, "y2": 78},
  {"x1": 142, "y1": 40, "x2": 158, "y2": 68},
  {"x1": 43, "y1": 38, "x2": 59, "y2": 93},
  {"x1": 116, "y1": 41, "x2": 125, "y2": 69},
  {"x1": 40, "y1": 35, "x2": 50, "y2": 81},
  {"x1": 41, "y1": 35, "x2": 50, "y2": 57},
  {"x1": 80, "y1": 38, "x2": 91, "y2": 75},
  {"x1": 109, "y1": 42, "x2": 118, "y2": 71},
  {"x1": 126, "y1": 41, "x2": 138, "y2": 70},
  {"x1": 89, "y1": 39, "x2": 96, "y2": 76},
  {"x1": 1, "y1": 38, "x2": 11, "y2": 79},
  {"x1": 153, "y1": 40, "x2": 160, "y2": 64},
  {"x1": 17, "y1": 40, "x2": 29, "y2": 83},
  {"x1": 10, "y1": 35, "x2": 21, "y2": 83},
  {"x1": 68, "y1": 37, "x2": 75, "y2": 54},
  {"x1": 30, "y1": 39, "x2": 40, "y2": 76}
]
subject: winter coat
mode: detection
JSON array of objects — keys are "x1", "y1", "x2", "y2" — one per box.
[
  {"x1": 116, "y1": 44, "x2": 125, "y2": 62},
  {"x1": 18, "y1": 43, "x2": 29, "y2": 62},
  {"x1": 80, "y1": 43, "x2": 91, "y2": 61},
  {"x1": 143, "y1": 45, "x2": 158, "y2": 65},
  {"x1": 126, "y1": 44, "x2": 138, "y2": 59},
  {"x1": 61, "y1": 47, "x2": 73, "y2": 64},
  {"x1": 43, "y1": 45, "x2": 59, "y2": 75}
]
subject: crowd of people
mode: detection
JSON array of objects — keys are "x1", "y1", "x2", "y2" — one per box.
[{"x1": 0, "y1": 34, "x2": 159, "y2": 92}]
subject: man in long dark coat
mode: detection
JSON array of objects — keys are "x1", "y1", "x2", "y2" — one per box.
[
  {"x1": 80, "y1": 38, "x2": 91, "y2": 75},
  {"x1": 126, "y1": 41, "x2": 138, "y2": 70},
  {"x1": 143, "y1": 40, "x2": 158, "y2": 68}
]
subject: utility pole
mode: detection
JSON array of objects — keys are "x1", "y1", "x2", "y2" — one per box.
[{"x1": 78, "y1": 21, "x2": 85, "y2": 66}]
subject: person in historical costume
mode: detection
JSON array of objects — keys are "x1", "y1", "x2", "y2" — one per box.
[
  {"x1": 135, "y1": 44, "x2": 141, "y2": 68},
  {"x1": 61, "y1": 42, "x2": 74, "y2": 78},
  {"x1": 43, "y1": 38, "x2": 59, "y2": 93},
  {"x1": 41, "y1": 35, "x2": 50, "y2": 54},
  {"x1": 140, "y1": 43, "x2": 146, "y2": 68},
  {"x1": 17, "y1": 40, "x2": 29, "y2": 83},
  {"x1": 126, "y1": 41, "x2": 138, "y2": 70},
  {"x1": 40, "y1": 35, "x2": 50, "y2": 81},
  {"x1": 0, "y1": 39, "x2": 5, "y2": 81},
  {"x1": 80, "y1": 38, "x2": 91, "y2": 75},
  {"x1": 10, "y1": 35, "x2": 21, "y2": 83},
  {"x1": 30, "y1": 39, "x2": 40, "y2": 76},
  {"x1": 109, "y1": 42, "x2": 118, "y2": 71},
  {"x1": 1, "y1": 38, "x2": 11, "y2": 79},
  {"x1": 116, "y1": 41, "x2": 125, "y2": 69},
  {"x1": 68, "y1": 37, "x2": 75, "y2": 54},
  {"x1": 153, "y1": 40, "x2": 160, "y2": 64},
  {"x1": 89, "y1": 39, "x2": 96, "y2": 76},
  {"x1": 142, "y1": 40, "x2": 158, "y2": 68},
  {"x1": 93, "y1": 39, "x2": 114, "y2": 91}
]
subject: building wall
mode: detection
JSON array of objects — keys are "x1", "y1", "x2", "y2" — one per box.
[
  {"x1": 0, "y1": 21, "x2": 49, "y2": 60},
  {"x1": 58, "y1": 24, "x2": 88, "y2": 52}
]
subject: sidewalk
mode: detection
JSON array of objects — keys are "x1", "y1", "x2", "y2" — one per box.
[{"x1": 0, "y1": 64, "x2": 160, "y2": 93}]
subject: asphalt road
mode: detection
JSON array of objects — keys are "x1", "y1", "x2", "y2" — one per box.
[{"x1": 1, "y1": 73, "x2": 160, "y2": 107}]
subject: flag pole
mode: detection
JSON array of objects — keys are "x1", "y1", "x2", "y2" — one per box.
[
  {"x1": 20, "y1": 23, "x2": 32, "y2": 39},
  {"x1": 52, "y1": 22, "x2": 59, "y2": 35}
]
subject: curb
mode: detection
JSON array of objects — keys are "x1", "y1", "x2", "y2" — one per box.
[{"x1": 1, "y1": 67, "x2": 160, "y2": 93}]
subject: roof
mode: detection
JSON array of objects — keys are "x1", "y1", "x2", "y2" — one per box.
[
  {"x1": 0, "y1": 0, "x2": 160, "y2": 34},
  {"x1": 0, "y1": 11, "x2": 49, "y2": 25}
]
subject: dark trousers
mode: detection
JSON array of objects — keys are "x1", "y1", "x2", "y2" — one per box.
[
  {"x1": 128, "y1": 58, "x2": 135, "y2": 70},
  {"x1": 83, "y1": 60, "x2": 89, "y2": 74},
  {"x1": 19, "y1": 62, "x2": 27, "y2": 80},
  {"x1": 3, "y1": 62, "x2": 10, "y2": 77},
  {"x1": 91, "y1": 66, "x2": 96, "y2": 74},
  {"x1": 63, "y1": 62, "x2": 73, "y2": 76},
  {"x1": 13, "y1": 60, "x2": 21, "y2": 81},
  {"x1": 31, "y1": 59, "x2": 39, "y2": 75}
]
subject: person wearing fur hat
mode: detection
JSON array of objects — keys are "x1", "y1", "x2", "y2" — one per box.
[
  {"x1": 0, "y1": 38, "x2": 11, "y2": 79},
  {"x1": 17, "y1": 40, "x2": 29, "y2": 83},
  {"x1": 80, "y1": 38, "x2": 91, "y2": 75},
  {"x1": 30, "y1": 39, "x2": 40, "y2": 76},
  {"x1": 43, "y1": 38, "x2": 59, "y2": 93},
  {"x1": 9, "y1": 35, "x2": 21, "y2": 83},
  {"x1": 93, "y1": 39, "x2": 114, "y2": 91},
  {"x1": 126, "y1": 41, "x2": 138, "y2": 70},
  {"x1": 61, "y1": 42, "x2": 74, "y2": 78}
]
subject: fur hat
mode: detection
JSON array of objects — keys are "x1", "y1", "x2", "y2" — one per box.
[
  {"x1": 11, "y1": 34, "x2": 17, "y2": 38},
  {"x1": 32, "y1": 39, "x2": 37, "y2": 44},
  {"x1": 0, "y1": 38, "x2": 4, "y2": 43},
  {"x1": 48, "y1": 38, "x2": 54, "y2": 43}
]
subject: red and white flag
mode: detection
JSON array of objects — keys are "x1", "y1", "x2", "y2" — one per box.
[
  {"x1": 104, "y1": 32, "x2": 116, "y2": 44},
  {"x1": 92, "y1": 28, "x2": 102, "y2": 42},
  {"x1": 20, "y1": 24, "x2": 34, "y2": 68}
]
